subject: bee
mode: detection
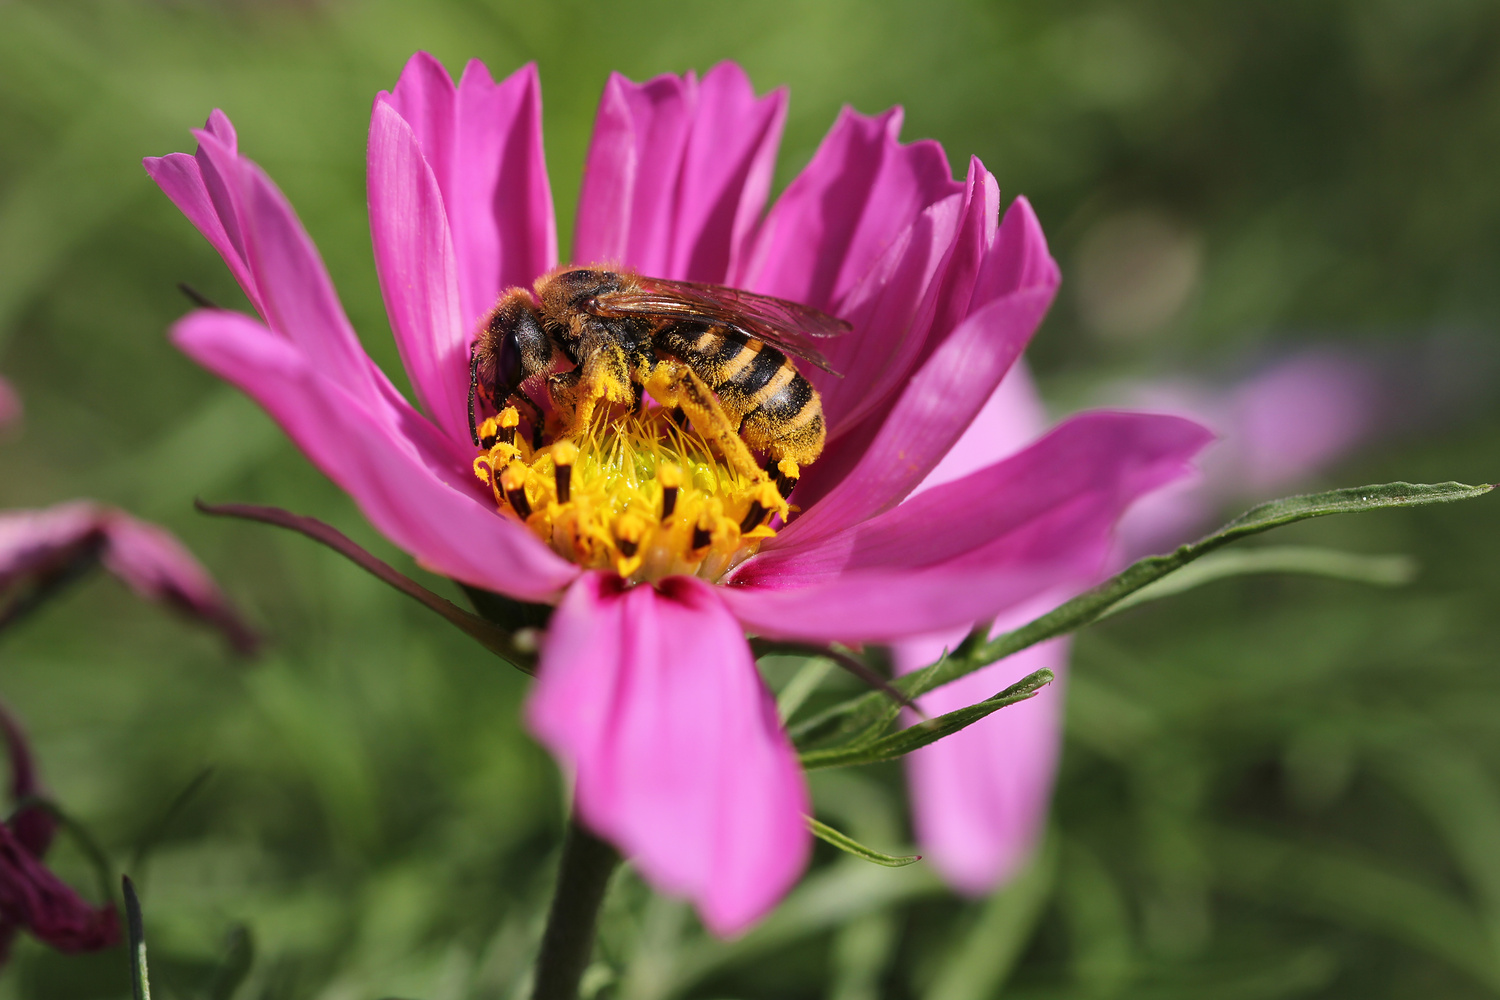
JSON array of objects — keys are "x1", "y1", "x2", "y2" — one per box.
[{"x1": 468, "y1": 267, "x2": 850, "y2": 491}]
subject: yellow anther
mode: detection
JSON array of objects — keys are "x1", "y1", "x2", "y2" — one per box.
[
  {"x1": 498, "y1": 406, "x2": 520, "y2": 430},
  {"x1": 777, "y1": 458, "x2": 800, "y2": 481},
  {"x1": 613, "y1": 511, "x2": 648, "y2": 577},
  {"x1": 472, "y1": 408, "x2": 785, "y2": 583},
  {"x1": 499, "y1": 462, "x2": 528, "y2": 492},
  {"x1": 500, "y1": 462, "x2": 532, "y2": 519}
]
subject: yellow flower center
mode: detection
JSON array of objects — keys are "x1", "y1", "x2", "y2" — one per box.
[{"x1": 473, "y1": 406, "x2": 796, "y2": 583}]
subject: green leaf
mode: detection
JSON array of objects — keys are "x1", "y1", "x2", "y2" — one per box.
[
  {"x1": 799, "y1": 669, "x2": 1054, "y2": 770},
  {"x1": 122, "y1": 875, "x2": 151, "y2": 1000},
  {"x1": 791, "y1": 481, "x2": 1492, "y2": 753},
  {"x1": 777, "y1": 658, "x2": 834, "y2": 723},
  {"x1": 807, "y1": 817, "x2": 922, "y2": 867},
  {"x1": 1099, "y1": 545, "x2": 1417, "y2": 618}
]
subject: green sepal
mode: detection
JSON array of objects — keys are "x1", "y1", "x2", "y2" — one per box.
[
  {"x1": 807, "y1": 817, "x2": 922, "y2": 867},
  {"x1": 791, "y1": 481, "x2": 1492, "y2": 753},
  {"x1": 799, "y1": 668, "x2": 1053, "y2": 770}
]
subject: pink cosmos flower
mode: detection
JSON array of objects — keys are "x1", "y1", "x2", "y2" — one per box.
[
  {"x1": 145, "y1": 54, "x2": 1210, "y2": 935},
  {"x1": 0, "y1": 701, "x2": 119, "y2": 961},
  {"x1": 0, "y1": 500, "x2": 258, "y2": 652}
]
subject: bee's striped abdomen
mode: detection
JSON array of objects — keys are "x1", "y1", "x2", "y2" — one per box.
[{"x1": 654, "y1": 322, "x2": 827, "y2": 466}]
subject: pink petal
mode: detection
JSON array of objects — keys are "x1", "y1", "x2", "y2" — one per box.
[
  {"x1": 144, "y1": 142, "x2": 262, "y2": 317},
  {"x1": 773, "y1": 197, "x2": 1059, "y2": 549},
  {"x1": 739, "y1": 107, "x2": 963, "y2": 311},
  {"x1": 913, "y1": 360, "x2": 1048, "y2": 495},
  {"x1": 381, "y1": 54, "x2": 557, "y2": 330},
  {"x1": 892, "y1": 349, "x2": 1061, "y2": 891},
  {"x1": 367, "y1": 100, "x2": 469, "y2": 443},
  {"x1": 574, "y1": 64, "x2": 786, "y2": 282},
  {"x1": 1112, "y1": 350, "x2": 1384, "y2": 559},
  {"x1": 0, "y1": 501, "x2": 255, "y2": 652},
  {"x1": 100, "y1": 513, "x2": 259, "y2": 654},
  {"x1": 574, "y1": 71, "x2": 691, "y2": 273},
  {"x1": 813, "y1": 159, "x2": 1000, "y2": 440},
  {"x1": 0, "y1": 502, "x2": 100, "y2": 588},
  {"x1": 1230, "y1": 352, "x2": 1382, "y2": 494},
  {"x1": 668, "y1": 64, "x2": 787, "y2": 281},
  {"x1": 234, "y1": 151, "x2": 385, "y2": 406},
  {"x1": 0, "y1": 822, "x2": 118, "y2": 955},
  {"x1": 780, "y1": 193, "x2": 1062, "y2": 539},
  {"x1": 172, "y1": 310, "x2": 576, "y2": 602},
  {"x1": 724, "y1": 412, "x2": 1212, "y2": 642},
  {"x1": 148, "y1": 119, "x2": 411, "y2": 420},
  {"x1": 892, "y1": 603, "x2": 1069, "y2": 893},
  {"x1": 0, "y1": 375, "x2": 19, "y2": 431},
  {"x1": 813, "y1": 192, "x2": 966, "y2": 435},
  {"x1": 527, "y1": 573, "x2": 811, "y2": 937}
]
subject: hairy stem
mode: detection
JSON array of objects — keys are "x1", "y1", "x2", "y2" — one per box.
[{"x1": 531, "y1": 816, "x2": 621, "y2": 1000}]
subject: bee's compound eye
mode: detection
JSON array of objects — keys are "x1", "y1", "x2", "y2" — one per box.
[{"x1": 497, "y1": 328, "x2": 525, "y2": 394}]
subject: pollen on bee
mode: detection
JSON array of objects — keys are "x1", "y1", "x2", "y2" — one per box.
[{"x1": 472, "y1": 407, "x2": 789, "y2": 584}]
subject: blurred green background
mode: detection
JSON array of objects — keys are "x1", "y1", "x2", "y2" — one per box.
[{"x1": 1, "y1": 1, "x2": 1498, "y2": 997}]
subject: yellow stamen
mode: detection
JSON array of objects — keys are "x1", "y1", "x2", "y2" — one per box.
[
  {"x1": 473, "y1": 407, "x2": 789, "y2": 584},
  {"x1": 497, "y1": 405, "x2": 520, "y2": 445}
]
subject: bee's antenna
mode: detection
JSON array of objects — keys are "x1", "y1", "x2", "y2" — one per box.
[{"x1": 468, "y1": 348, "x2": 483, "y2": 447}]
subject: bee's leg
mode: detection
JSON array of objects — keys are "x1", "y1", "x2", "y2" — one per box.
[
  {"x1": 631, "y1": 379, "x2": 645, "y2": 414},
  {"x1": 506, "y1": 389, "x2": 547, "y2": 451},
  {"x1": 546, "y1": 368, "x2": 586, "y2": 440},
  {"x1": 645, "y1": 363, "x2": 765, "y2": 482},
  {"x1": 550, "y1": 347, "x2": 633, "y2": 440}
]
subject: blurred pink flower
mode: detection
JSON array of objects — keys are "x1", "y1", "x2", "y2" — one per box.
[
  {"x1": 1113, "y1": 350, "x2": 1384, "y2": 559},
  {"x1": 146, "y1": 54, "x2": 1209, "y2": 934},
  {"x1": 0, "y1": 500, "x2": 258, "y2": 652},
  {"x1": 894, "y1": 349, "x2": 1391, "y2": 894},
  {"x1": 0, "y1": 702, "x2": 118, "y2": 962}
]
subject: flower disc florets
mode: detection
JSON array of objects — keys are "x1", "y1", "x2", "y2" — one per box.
[{"x1": 473, "y1": 406, "x2": 790, "y2": 583}]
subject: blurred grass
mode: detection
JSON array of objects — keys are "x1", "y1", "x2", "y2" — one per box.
[{"x1": 1, "y1": 0, "x2": 1498, "y2": 997}]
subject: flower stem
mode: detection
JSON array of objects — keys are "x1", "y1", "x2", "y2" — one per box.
[{"x1": 531, "y1": 815, "x2": 621, "y2": 1000}]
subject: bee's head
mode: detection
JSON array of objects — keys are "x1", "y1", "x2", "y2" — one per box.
[{"x1": 470, "y1": 292, "x2": 551, "y2": 445}]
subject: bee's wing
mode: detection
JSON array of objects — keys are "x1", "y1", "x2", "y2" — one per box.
[{"x1": 589, "y1": 278, "x2": 850, "y2": 376}]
